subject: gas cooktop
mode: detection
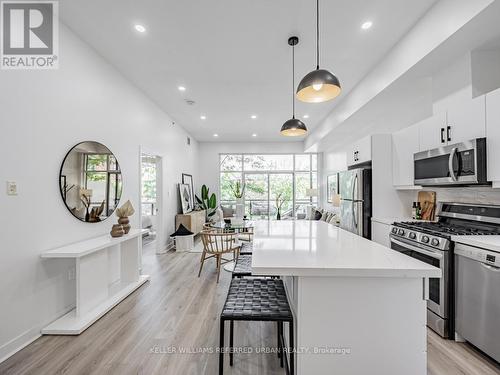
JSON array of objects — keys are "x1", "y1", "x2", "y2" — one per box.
[
  {"x1": 390, "y1": 203, "x2": 500, "y2": 251},
  {"x1": 394, "y1": 221, "x2": 499, "y2": 237}
]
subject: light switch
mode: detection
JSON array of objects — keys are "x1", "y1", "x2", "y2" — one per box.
[{"x1": 6, "y1": 181, "x2": 17, "y2": 196}]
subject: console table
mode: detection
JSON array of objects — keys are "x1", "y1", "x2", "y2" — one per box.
[{"x1": 40, "y1": 229, "x2": 150, "y2": 335}]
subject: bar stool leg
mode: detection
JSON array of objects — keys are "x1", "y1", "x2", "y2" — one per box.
[
  {"x1": 279, "y1": 322, "x2": 284, "y2": 367},
  {"x1": 219, "y1": 319, "x2": 224, "y2": 375},
  {"x1": 229, "y1": 320, "x2": 234, "y2": 366},
  {"x1": 277, "y1": 322, "x2": 281, "y2": 360},
  {"x1": 289, "y1": 320, "x2": 294, "y2": 375}
]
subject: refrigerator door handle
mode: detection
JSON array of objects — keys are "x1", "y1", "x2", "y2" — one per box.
[{"x1": 352, "y1": 175, "x2": 358, "y2": 229}]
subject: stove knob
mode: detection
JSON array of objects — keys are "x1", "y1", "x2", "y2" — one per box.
[
  {"x1": 398, "y1": 229, "x2": 405, "y2": 236},
  {"x1": 422, "y1": 235, "x2": 430, "y2": 244},
  {"x1": 431, "y1": 238, "x2": 440, "y2": 247},
  {"x1": 392, "y1": 227, "x2": 398, "y2": 234},
  {"x1": 409, "y1": 232, "x2": 417, "y2": 240}
]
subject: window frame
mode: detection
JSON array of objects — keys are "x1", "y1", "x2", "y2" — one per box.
[
  {"x1": 219, "y1": 153, "x2": 319, "y2": 218},
  {"x1": 83, "y1": 152, "x2": 122, "y2": 216}
]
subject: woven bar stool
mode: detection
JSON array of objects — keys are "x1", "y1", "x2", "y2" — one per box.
[
  {"x1": 219, "y1": 278, "x2": 294, "y2": 375},
  {"x1": 239, "y1": 242, "x2": 253, "y2": 255},
  {"x1": 232, "y1": 254, "x2": 252, "y2": 278}
]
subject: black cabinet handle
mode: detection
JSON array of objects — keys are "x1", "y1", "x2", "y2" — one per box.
[
  {"x1": 441, "y1": 128, "x2": 445, "y2": 143},
  {"x1": 447, "y1": 126, "x2": 451, "y2": 142}
]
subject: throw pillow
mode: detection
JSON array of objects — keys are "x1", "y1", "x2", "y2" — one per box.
[
  {"x1": 314, "y1": 210, "x2": 322, "y2": 220},
  {"x1": 320, "y1": 211, "x2": 329, "y2": 221}
]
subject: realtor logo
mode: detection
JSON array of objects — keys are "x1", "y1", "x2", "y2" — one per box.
[{"x1": 1, "y1": 1, "x2": 58, "y2": 69}]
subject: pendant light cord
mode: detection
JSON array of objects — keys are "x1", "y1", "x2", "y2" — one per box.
[
  {"x1": 316, "y1": 0, "x2": 320, "y2": 69},
  {"x1": 292, "y1": 42, "x2": 295, "y2": 118}
]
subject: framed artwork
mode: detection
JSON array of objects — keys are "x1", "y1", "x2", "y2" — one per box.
[
  {"x1": 327, "y1": 174, "x2": 338, "y2": 203},
  {"x1": 179, "y1": 183, "x2": 193, "y2": 214},
  {"x1": 182, "y1": 173, "x2": 195, "y2": 210}
]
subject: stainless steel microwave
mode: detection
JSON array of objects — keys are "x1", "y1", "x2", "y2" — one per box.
[{"x1": 414, "y1": 138, "x2": 487, "y2": 186}]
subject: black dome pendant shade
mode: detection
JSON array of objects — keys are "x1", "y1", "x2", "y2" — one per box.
[
  {"x1": 296, "y1": 0, "x2": 341, "y2": 103},
  {"x1": 281, "y1": 118, "x2": 307, "y2": 136},
  {"x1": 281, "y1": 36, "x2": 308, "y2": 137}
]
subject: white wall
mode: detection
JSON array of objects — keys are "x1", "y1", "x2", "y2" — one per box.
[
  {"x1": 197, "y1": 142, "x2": 305, "y2": 200},
  {"x1": 0, "y1": 24, "x2": 198, "y2": 361}
]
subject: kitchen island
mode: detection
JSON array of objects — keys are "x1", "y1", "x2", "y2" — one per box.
[{"x1": 251, "y1": 220, "x2": 441, "y2": 375}]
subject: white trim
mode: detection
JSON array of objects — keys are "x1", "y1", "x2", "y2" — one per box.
[{"x1": 0, "y1": 304, "x2": 74, "y2": 364}]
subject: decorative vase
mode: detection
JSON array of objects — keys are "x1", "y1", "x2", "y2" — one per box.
[
  {"x1": 110, "y1": 224, "x2": 124, "y2": 237},
  {"x1": 118, "y1": 217, "x2": 131, "y2": 234},
  {"x1": 276, "y1": 210, "x2": 281, "y2": 220},
  {"x1": 235, "y1": 197, "x2": 244, "y2": 218}
]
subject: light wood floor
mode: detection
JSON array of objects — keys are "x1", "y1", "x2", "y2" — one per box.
[{"x1": 1, "y1": 244, "x2": 499, "y2": 375}]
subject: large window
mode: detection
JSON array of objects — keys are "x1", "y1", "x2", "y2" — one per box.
[{"x1": 220, "y1": 154, "x2": 318, "y2": 219}]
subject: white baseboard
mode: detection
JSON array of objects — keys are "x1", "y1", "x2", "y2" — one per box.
[{"x1": 0, "y1": 304, "x2": 74, "y2": 364}]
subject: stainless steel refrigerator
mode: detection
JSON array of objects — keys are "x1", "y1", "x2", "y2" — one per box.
[{"x1": 339, "y1": 168, "x2": 372, "y2": 239}]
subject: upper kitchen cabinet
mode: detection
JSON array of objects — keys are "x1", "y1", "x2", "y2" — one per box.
[
  {"x1": 346, "y1": 135, "x2": 372, "y2": 167},
  {"x1": 392, "y1": 123, "x2": 420, "y2": 188},
  {"x1": 446, "y1": 95, "x2": 486, "y2": 145},
  {"x1": 418, "y1": 112, "x2": 447, "y2": 151},
  {"x1": 418, "y1": 97, "x2": 486, "y2": 152},
  {"x1": 486, "y1": 88, "x2": 500, "y2": 187}
]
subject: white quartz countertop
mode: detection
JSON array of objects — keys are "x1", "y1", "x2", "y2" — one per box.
[
  {"x1": 451, "y1": 235, "x2": 500, "y2": 253},
  {"x1": 252, "y1": 220, "x2": 441, "y2": 278}
]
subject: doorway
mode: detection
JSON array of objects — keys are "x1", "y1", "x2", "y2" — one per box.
[{"x1": 140, "y1": 152, "x2": 164, "y2": 254}]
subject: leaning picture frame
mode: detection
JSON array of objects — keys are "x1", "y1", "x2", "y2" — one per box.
[
  {"x1": 179, "y1": 183, "x2": 193, "y2": 214},
  {"x1": 182, "y1": 173, "x2": 195, "y2": 210},
  {"x1": 327, "y1": 174, "x2": 338, "y2": 203}
]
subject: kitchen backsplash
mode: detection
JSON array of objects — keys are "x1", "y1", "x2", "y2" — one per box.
[{"x1": 426, "y1": 187, "x2": 500, "y2": 205}]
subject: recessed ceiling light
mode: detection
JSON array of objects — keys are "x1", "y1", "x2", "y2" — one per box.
[
  {"x1": 134, "y1": 24, "x2": 146, "y2": 33},
  {"x1": 252, "y1": 133, "x2": 257, "y2": 137},
  {"x1": 361, "y1": 21, "x2": 373, "y2": 30},
  {"x1": 213, "y1": 133, "x2": 219, "y2": 137},
  {"x1": 303, "y1": 114, "x2": 309, "y2": 119},
  {"x1": 251, "y1": 115, "x2": 257, "y2": 119},
  {"x1": 178, "y1": 86, "x2": 186, "y2": 92},
  {"x1": 200, "y1": 115, "x2": 207, "y2": 120}
]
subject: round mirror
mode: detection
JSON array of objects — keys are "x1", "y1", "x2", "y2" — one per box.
[{"x1": 59, "y1": 141, "x2": 123, "y2": 222}]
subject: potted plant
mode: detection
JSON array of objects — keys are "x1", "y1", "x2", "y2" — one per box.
[
  {"x1": 231, "y1": 181, "x2": 245, "y2": 218},
  {"x1": 195, "y1": 184, "x2": 217, "y2": 221}
]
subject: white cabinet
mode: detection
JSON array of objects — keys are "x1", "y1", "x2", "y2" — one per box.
[
  {"x1": 447, "y1": 95, "x2": 486, "y2": 145},
  {"x1": 486, "y1": 88, "x2": 500, "y2": 186},
  {"x1": 347, "y1": 135, "x2": 372, "y2": 167},
  {"x1": 392, "y1": 124, "x2": 420, "y2": 188},
  {"x1": 371, "y1": 221, "x2": 391, "y2": 248},
  {"x1": 418, "y1": 112, "x2": 447, "y2": 151},
  {"x1": 418, "y1": 98, "x2": 486, "y2": 152}
]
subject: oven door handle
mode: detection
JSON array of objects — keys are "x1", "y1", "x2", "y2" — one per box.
[
  {"x1": 448, "y1": 147, "x2": 458, "y2": 182},
  {"x1": 390, "y1": 237, "x2": 443, "y2": 260}
]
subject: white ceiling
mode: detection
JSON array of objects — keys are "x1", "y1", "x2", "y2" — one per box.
[{"x1": 60, "y1": 0, "x2": 439, "y2": 142}]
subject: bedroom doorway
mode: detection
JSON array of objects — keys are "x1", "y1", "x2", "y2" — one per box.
[{"x1": 140, "y1": 152, "x2": 164, "y2": 254}]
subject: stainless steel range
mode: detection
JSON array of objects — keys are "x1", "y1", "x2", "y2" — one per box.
[{"x1": 390, "y1": 203, "x2": 500, "y2": 338}]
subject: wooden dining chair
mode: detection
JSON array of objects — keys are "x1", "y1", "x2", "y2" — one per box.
[{"x1": 199, "y1": 230, "x2": 240, "y2": 283}]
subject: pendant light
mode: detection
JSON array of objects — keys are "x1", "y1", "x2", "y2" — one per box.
[
  {"x1": 281, "y1": 36, "x2": 308, "y2": 137},
  {"x1": 296, "y1": 0, "x2": 341, "y2": 103}
]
